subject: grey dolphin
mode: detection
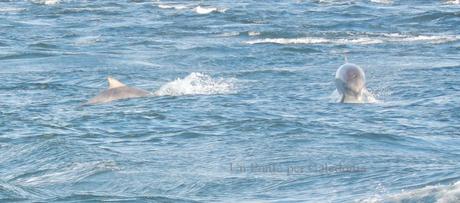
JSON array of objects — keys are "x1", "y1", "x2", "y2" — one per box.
[
  {"x1": 335, "y1": 63, "x2": 367, "y2": 103},
  {"x1": 86, "y1": 77, "x2": 151, "y2": 105}
]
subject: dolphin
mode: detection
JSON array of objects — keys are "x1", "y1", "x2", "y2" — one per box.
[
  {"x1": 86, "y1": 77, "x2": 151, "y2": 105},
  {"x1": 335, "y1": 63, "x2": 367, "y2": 103}
]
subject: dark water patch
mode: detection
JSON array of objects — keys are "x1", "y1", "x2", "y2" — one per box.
[
  {"x1": 405, "y1": 65, "x2": 460, "y2": 72},
  {"x1": 50, "y1": 194, "x2": 201, "y2": 203},
  {"x1": 281, "y1": 47, "x2": 322, "y2": 54},
  {"x1": 28, "y1": 42, "x2": 59, "y2": 50},
  {"x1": 58, "y1": 6, "x2": 126, "y2": 16},
  {"x1": 402, "y1": 10, "x2": 460, "y2": 23},
  {"x1": 172, "y1": 131, "x2": 209, "y2": 139},
  {"x1": 0, "y1": 52, "x2": 56, "y2": 60},
  {"x1": 234, "y1": 68, "x2": 307, "y2": 79},
  {"x1": 0, "y1": 82, "x2": 78, "y2": 91}
]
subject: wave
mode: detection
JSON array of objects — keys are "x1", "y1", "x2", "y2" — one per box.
[
  {"x1": 157, "y1": 4, "x2": 188, "y2": 10},
  {"x1": 0, "y1": 52, "x2": 56, "y2": 61},
  {"x1": 50, "y1": 194, "x2": 201, "y2": 202},
  {"x1": 14, "y1": 161, "x2": 118, "y2": 187},
  {"x1": 0, "y1": 7, "x2": 26, "y2": 13},
  {"x1": 193, "y1": 6, "x2": 227, "y2": 15},
  {"x1": 217, "y1": 31, "x2": 261, "y2": 37},
  {"x1": 246, "y1": 37, "x2": 383, "y2": 45},
  {"x1": 360, "y1": 180, "x2": 460, "y2": 203},
  {"x1": 156, "y1": 3, "x2": 227, "y2": 15},
  {"x1": 316, "y1": 0, "x2": 392, "y2": 4},
  {"x1": 369, "y1": 0, "x2": 393, "y2": 4},
  {"x1": 218, "y1": 32, "x2": 240, "y2": 37},
  {"x1": 154, "y1": 72, "x2": 236, "y2": 96},
  {"x1": 248, "y1": 31, "x2": 261, "y2": 36},
  {"x1": 245, "y1": 33, "x2": 459, "y2": 45},
  {"x1": 74, "y1": 36, "x2": 102, "y2": 46},
  {"x1": 30, "y1": 0, "x2": 60, "y2": 5},
  {"x1": 445, "y1": 0, "x2": 460, "y2": 4},
  {"x1": 381, "y1": 33, "x2": 459, "y2": 43}
]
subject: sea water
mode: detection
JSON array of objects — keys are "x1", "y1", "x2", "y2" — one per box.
[{"x1": 1, "y1": 0, "x2": 459, "y2": 202}]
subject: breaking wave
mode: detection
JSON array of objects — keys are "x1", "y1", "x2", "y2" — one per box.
[
  {"x1": 0, "y1": 7, "x2": 26, "y2": 13},
  {"x1": 360, "y1": 181, "x2": 460, "y2": 203},
  {"x1": 369, "y1": 0, "x2": 393, "y2": 4},
  {"x1": 193, "y1": 6, "x2": 227, "y2": 15},
  {"x1": 157, "y1": 4, "x2": 188, "y2": 10},
  {"x1": 30, "y1": 0, "x2": 60, "y2": 5},
  {"x1": 14, "y1": 161, "x2": 118, "y2": 187},
  {"x1": 444, "y1": 0, "x2": 460, "y2": 4},
  {"x1": 246, "y1": 33, "x2": 459, "y2": 45}
]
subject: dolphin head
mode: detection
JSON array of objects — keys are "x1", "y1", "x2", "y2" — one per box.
[{"x1": 335, "y1": 63, "x2": 366, "y2": 103}]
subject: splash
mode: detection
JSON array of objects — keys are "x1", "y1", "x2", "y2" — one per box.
[
  {"x1": 154, "y1": 73, "x2": 236, "y2": 96},
  {"x1": 330, "y1": 89, "x2": 379, "y2": 104},
  {"x1": 361, "y1": 181, "x2": 460, "y2": 203}
]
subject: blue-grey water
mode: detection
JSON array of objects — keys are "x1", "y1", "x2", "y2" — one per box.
[{"x1": 1, "y1": 0, "x2": 460, "y2": 202}]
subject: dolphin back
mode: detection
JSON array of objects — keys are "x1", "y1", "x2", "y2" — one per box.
[{"x1": 86, "y1": 86, "x2": 151, "y2": 105}]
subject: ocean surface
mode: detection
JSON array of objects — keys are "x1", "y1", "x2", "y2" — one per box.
[{"x1": 1, "y1": 0, "x2": 460, "y2": 202}]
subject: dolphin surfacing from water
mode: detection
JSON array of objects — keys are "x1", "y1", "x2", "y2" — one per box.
[
  {"x1": 86, "y1": 77, "x2": 151, "y2": 105},
  {"x1": 335, "y1": 63, "x2": 367, "y2": 103}
]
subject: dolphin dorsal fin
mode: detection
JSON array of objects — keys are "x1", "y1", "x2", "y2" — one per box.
[
  {"x1": 343, "y1": 51, "x2": 349, "y2": 63},
  {"x1": 107, "y1": 77, "x2": 126, "y2": 89}
]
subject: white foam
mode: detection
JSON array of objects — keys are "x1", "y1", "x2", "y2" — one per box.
[
  {"x1": 360, "y1": 181, "x2": 460, "y2": 203},
  {"x1": 218, "y1": 31, "x2": 261, "y2": 37},
  {"x1": 0, "y1": 7, "x2": 26, "y2": 13},
  {"x1": 74, "y1": 35, "x2": 101, "y2": 46},
  {"x1": 218, "y1": 32, "x2": 240, "y2": 37},
  {"x1": 382, "y1": 33, "x2": 459, "y2": 44},
  {"x1": 246, "y1": 37, "x2": 383, "y2": 45},
  {"x1": 369, "y1": 0, "x2": 393, "y2": 4},
  {"x1": 315, "y1": 0, "x2": 350, "y2": 4},
  {"x1": 154, "y1": 72, "x2": 236, "y2": 96},
  {"x1": 316, "y1": 0, "x2": 392, "y2": 3},
  {"x1": 246, "y1": 34, "x2": 459, "y2": 45},
  {"x1": 193, "y1": 6, "x2": 227, "y2": 14},
  {"x1": 445, "y1": 0, "x2": 460, "y2": 4},
  {"x1": 336, "y1": 37, "x2": 384, "y2": 45},
  {"x1": 31, "y1": 0, "x2": 60, "y2": 5},
  {"x1": 157, "y1": 4, "x2": 188, "y2": 10},
  {"x1": 248, "y1": 31, "x2": 261, "y2": 36},
  {"x1": 330, "y1": 89, "x2": 379, "y2": 104},
  {"x1": 246, "y1": 37, "x2": 330, "y2": 45}
]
